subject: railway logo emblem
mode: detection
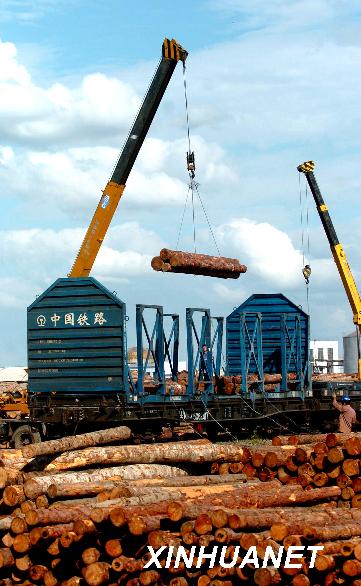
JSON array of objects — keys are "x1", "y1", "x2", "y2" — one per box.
[{"x1": 36, "y1": 315, "x2": 46, "y2": 327}]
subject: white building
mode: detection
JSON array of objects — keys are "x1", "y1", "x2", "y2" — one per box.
[{"x1": 310, "y1": 341, "x2": 342, "y2": 374}]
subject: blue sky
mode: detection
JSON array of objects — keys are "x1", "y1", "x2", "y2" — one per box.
[{"x1": 1, "y1": 0, "x2": 361, "y2": 365}]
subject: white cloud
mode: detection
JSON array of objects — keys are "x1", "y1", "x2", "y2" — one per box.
[
  {"x1": 2, "y1": 8, "x2": 361, "y2": 361},
  {"x1": 0, "y1": 277, "x2": 33, "y2": 308},
  {"x1": 216, "y1": 218, "x2": 303, "y2": 287},
  {"x1": 0, "y1": 39, "x2": 140, "y2": 146},
  {"x1": 212, "y1": 281, "x2": 247, "y2": 302},
  {"x1": 0, "y1": 222, "x2": 164, "y2": 285}
]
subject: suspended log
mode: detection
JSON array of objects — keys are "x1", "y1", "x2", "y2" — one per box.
[
  {"x1": 151, "y1": 249, "x2": 247, "y2": 280},
  {"x1": 44, "y1": 442, "x2": 251, "y2": 472},
  {"x1": 21, "y1": 425, "x2": 132, "y2": 458}
]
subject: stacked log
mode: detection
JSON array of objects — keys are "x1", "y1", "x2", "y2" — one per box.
[
  {"x1": 0, "y1": 472, "x2": 344, "y2": 585},
  {"x1": 1, "y1": 430, "x2": 361, "y2": 583},
  {"x1": 212, "y1": 433, "x2": 361, "y2": 510},
  {"x1": 151, "y1": 249, "x2": 247, "y2": 279}
]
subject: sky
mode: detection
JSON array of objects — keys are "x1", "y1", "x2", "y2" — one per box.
[{"x1": 1, "y1": 0, "x2": 361, "y2": 365}]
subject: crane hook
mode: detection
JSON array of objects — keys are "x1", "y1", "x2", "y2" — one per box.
[{"x1": 187, "y1": 151, "x2": 195, "y2": 179}]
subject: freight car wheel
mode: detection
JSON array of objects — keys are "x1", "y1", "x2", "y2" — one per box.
[{"x1": 11, "y1": 425, "x2": 41, "y2": 448}]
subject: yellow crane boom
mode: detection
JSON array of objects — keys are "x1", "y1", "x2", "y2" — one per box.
[
  {"x1": 69, "y1": 38, "x2": 187, "y2": 278},
  {"x1": 298, "y1": 160, "x2": 361, "y2": 379}
]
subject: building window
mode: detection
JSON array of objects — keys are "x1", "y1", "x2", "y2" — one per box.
[{"x1": 318, "y1": 348, "x2": 324, "y2": 360}]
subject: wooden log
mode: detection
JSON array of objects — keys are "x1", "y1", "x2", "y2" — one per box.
[
  {"x1": 10, "y1": 516, "x2": 27, "y2": 534},
  {"x1": 273, "y1": 432, "x2": 361, "y2": 446},
  {"x1": 327, "y1": 447, "x2": 344, "y2": 464},
  {"x1": 15, "y1": 554, "x2": 31, "y2": 572},
  {"x1": 82, "y1": 547, "x2": 101, "y2": 565},
  {"x1": 0, "y1": 467, "x2": 23, "y2": 489},
  {"x1": 24, "y1": 464, "x2": 188, "y2": 498},
  {"x1": 12, "y1": 534, "x2": 30, "y2": 556},
  {"x1": 314, "y1": 554, "x2": 336, "y2": 572},
  {"x1": 313, "y1": 472, "x2": 329, "y2": 487},
  {"x1": 291, "y1": 576, "x2": 310, "y2": 586},
  {"x1": 337, "y1": 473, "x2": 352, "y2": 488},
  {"x1": 317, "y1": 538, "x2": 360, "y2": 556},
  {"x1": 157, "y1": 248, "x2": 247, "y2": 279},
  {"x1": 22, "y1": 425, "x2": 132, "y2": 458},
  {"x1": 341, "y1": 486, "x2": 355, "y2": 500},
  {"x1": 29, "y1": 522, "x2": 74, "y2": 544},
  {"x1": 44, "y1": 441, "x2": 252, "y2": 472},
  {"x1": 0, "y1": 548, "x2": 14, "y2": 569},
  {"x1": 73, "y1": 519, "x2": 96, "y2": 536},
  {"x1": 2, "y1": 485, "x2": 25, "y2": 507},
  {"x1": 151, "y1": 256, "x2": 171, "y2": 272},
  {"x1": 343, "y1": 458, "x2": 360, "y2": 477},
  {"x1": 343, "y1": 559, "x2": 361, "y2": 578},
  {"x1": 344, "y1": 436, "x2": 361, "y2": 456},
  {"x1": 132, "y1": 473, "x2": 249, "y2": 488},
  {"x1": 167, "y1": 485, "x2": 341, "y2": 521},
  {"x1": 352, "y1": 477, "x2": 361, "y2": 494},
  {"x1": 1, "y1": 533, "x2": 14, "y2": 548},
  {"x1": 0, "y1": 516, "x2": 13, "y2": 532},
  {"x1": 304, "y1": 523, "x2": 361, "y2": 541},
  {"x1": 327, "y1": 465, "x2": 341, "y2": 479}
]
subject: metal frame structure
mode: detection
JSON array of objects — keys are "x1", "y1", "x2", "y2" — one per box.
[
  {"x1": 280, "y1": 313, "x2": 308, "y2": 395},
  {"x1": 131, "y1": 304, "x2": 180, "y2": 403},
  {"x1": 239, "y1": 312, "x2": 264, "y2": 395},
  {"x1": 186, "y1": 308, "x2": 224, "y2": 398},
  {"x1": 164, "y1": 313, "x2": 180, "y2": 381},
  {"x1": 237, "y1": 311, "x2": 310, "y2": 397}
]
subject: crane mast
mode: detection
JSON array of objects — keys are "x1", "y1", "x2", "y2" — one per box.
[
  {"x1": 298, "y1": 160, "x2": 361, "y2": 379},
  {"x1": 69, "y1": 38, "x2": 187, "y2": 278}
]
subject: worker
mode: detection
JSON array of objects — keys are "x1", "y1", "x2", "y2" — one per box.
[
  {"x1": 332, "y1": 393, "x2": 356, "y2": 433},
  {"x1": 302, "y1": 264, "x2": 311, "y2": 285},
  {"x1": 200, "y1": 344, "x2": 210, "y2": 382}
]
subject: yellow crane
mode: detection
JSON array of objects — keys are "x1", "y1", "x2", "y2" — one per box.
[
  {"x1": 298, "y1": 161, "x2": 361, "y2": 379},
  {"x1": 69, "y1": 38, "x2": 187, "y2": 278}
]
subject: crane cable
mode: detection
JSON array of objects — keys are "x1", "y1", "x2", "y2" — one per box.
[
  {"x1": 176, "y1": 62, "x2": 221, "y2": 256},
  {"x1": 182, "y1": 62, "x2": 197, "y2": 253},
  {"x1": 299, "y1": 173, "x2": 311, "y2": 315}
]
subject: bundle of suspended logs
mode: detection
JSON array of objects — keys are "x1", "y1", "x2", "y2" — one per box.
[{"x1": 151, "y1": 249, "x2": 247, "y2": 279}]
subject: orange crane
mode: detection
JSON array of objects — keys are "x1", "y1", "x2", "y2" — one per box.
[{"x1": 69, "y1": 38, "x2": 187, "y2": 278}]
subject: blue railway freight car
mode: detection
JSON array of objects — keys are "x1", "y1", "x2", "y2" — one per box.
[
  {"x1": 12, "y1": 281, "x2": 349, "y2": 446},
  {"x1": 28, "y1": 278, "x2": 127, "y2": 394},
  {"x1": 226, "y1": 293, "x2": 310, "y2": 395}
]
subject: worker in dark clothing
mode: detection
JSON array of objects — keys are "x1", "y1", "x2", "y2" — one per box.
[
  {"x1": 200, "y1": 344, "x2": 211, "y2": 382},
  {"x1": 332, "y1": 394, "x2": 356, "y2": 433}
]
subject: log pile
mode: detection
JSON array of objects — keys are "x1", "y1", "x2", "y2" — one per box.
[
  {"x1": 151, "y1": 249, "x2": 247, "y2": 280},
  {"x1": 130, "y1": 372, "x2": 299, "y2": 398},
  {"x1": 1, "y1": 431, "x2": 361, "y2": 584},
  {"x1": 212, "y1": 432, "x2": 361, "y2": 509}
]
